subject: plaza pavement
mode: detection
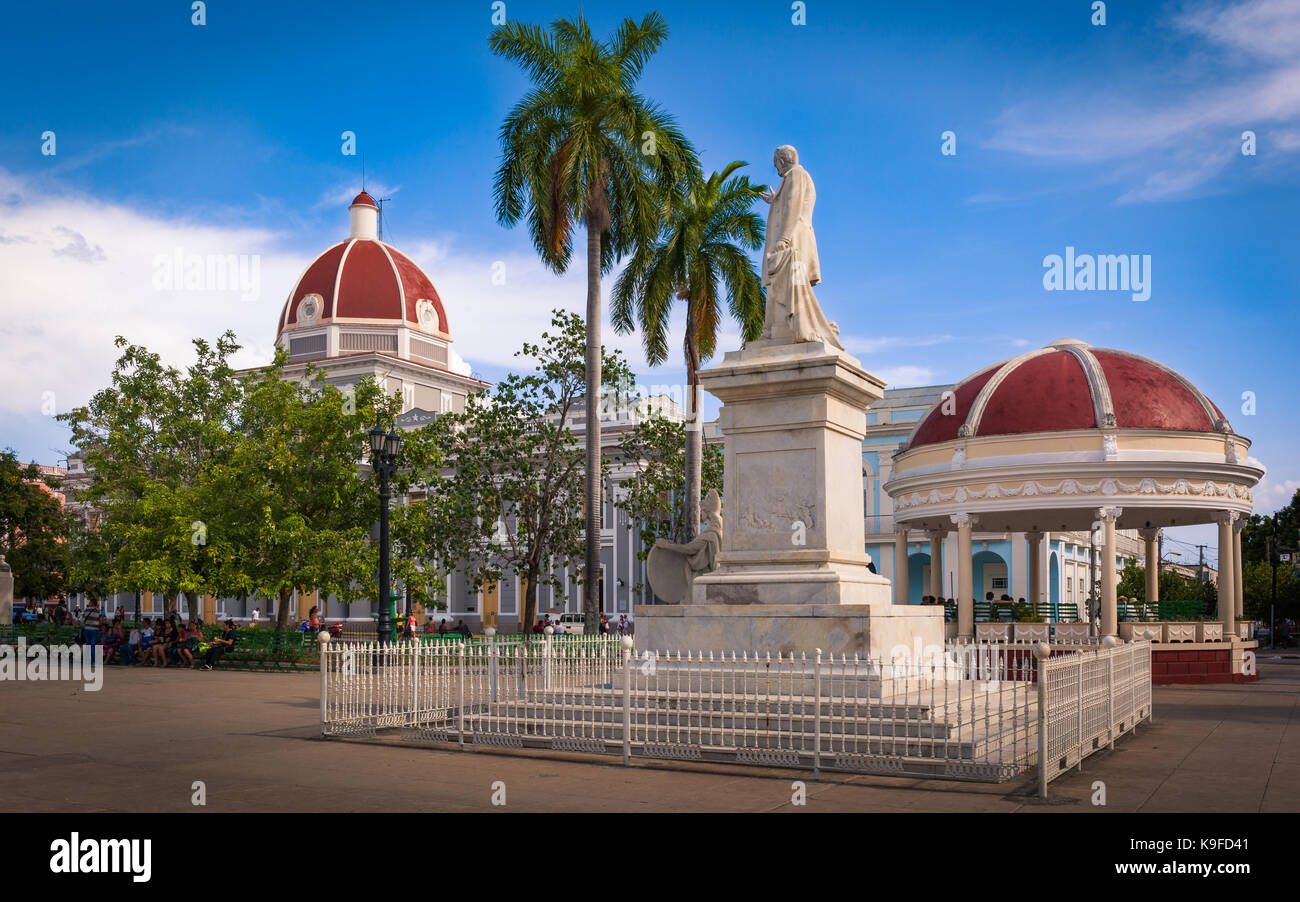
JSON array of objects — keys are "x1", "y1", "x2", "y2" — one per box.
[{"x1": 0, "y1": 657, "x2": 1296, "y2": 813}]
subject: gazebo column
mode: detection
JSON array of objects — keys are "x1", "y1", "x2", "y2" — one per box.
[
  {"x1": 952, "y1": 513, "x2": 975, "y2": 638},
  {"x1": 1216, "y1": 511, "x2": 1237, "y2": 640},
  {"x1": 927, "y1": 530, "x2": 945, "y2": 601},
  {"x1": 1233, "y1": 519, "x2": 1245, "y2": 621},
  {"x1": 894, "y1": 527, "x2": 910, "y2": 605},
  {"x1": 1097, "y1": 507, "x2": 1122, "y2": 637},
  {"x1": 1026, "y1": 531, "x2": 1043, "y2": 611},
  {"x1": 1139, "y1": 528, "x2": 1161, "y2": 604}
]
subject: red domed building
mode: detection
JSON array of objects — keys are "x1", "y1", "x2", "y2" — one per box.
[
  {"x1": 880, "y1": 339, "x2": 1263, "y2": 681},
  {"x1": 276, "y1": 192, "x2": 485, "y2": 416}
]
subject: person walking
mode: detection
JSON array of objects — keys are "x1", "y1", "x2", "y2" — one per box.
[{"x1": 82, "y1": 601, "x2": 103, "y2": 664}]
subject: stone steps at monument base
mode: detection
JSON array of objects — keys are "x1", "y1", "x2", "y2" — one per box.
[
  {"x1": 504, "y1": 683, "x2": 1037, "y2": 725},
  {"x1": 440, "y1": 712, "x2": 1033, "y2": 762},
  {"x1": 516, "y1": 686, "x2": 936, "y2": 720},
  {"x1": 455, "y1": 701, "x2": 964, "y2": 739},
  {"x1": 395, "y1": 720, "x2": 1029, "y2": 779},
  {"x1": 414, "y1": 687, "x2": 1039, "y2": 755}
]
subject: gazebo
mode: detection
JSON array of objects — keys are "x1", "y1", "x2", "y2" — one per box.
[{"x1": 882, "y1": 339, "x2": 1264, "y2": 657}]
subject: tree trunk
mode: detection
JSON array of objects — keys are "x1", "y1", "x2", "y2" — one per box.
[
  {"x1": 522, "y1": 567, "x2": 539, "y2": 639},
  {"x1": 683, "y1": 298, "x2": 702, "y2": 540},
  {"x1": 275, "y1": 585, "x2": 292, "y2": 632},
  {"x1": 164, "y1": 592, "x2": 178, "y2": 620},
  {"x1": 583, "y1": 215, "x2": 603, "y2": 635}
]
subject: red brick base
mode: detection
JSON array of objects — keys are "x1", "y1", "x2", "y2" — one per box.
[{"x1": 1150, "y1": 648, "x2": 1259, "y2": 684}]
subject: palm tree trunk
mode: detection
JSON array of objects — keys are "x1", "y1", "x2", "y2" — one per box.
[
  {"x1": 684, "y1": 298, "x2": 702, "y2": 540},
  {"x1": 584, "y1": 215, "x2": 603, "y2": 635}
]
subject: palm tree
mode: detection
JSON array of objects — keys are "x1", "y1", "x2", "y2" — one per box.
[
  {"x1": 490, "y1": 13, "x2": 696, "y2": 632},
  {"x1": 612, "y1": 161, "x2": 766, "y2": 539}
]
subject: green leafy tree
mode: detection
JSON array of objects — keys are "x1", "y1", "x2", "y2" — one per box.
[
  {"x1": 1117, "y1": 560, "x2": 1218, "y2": 613},
  {"x1": 1243, "y1": 558, "x2": 1300, "y2": 621},
  {"x1": 210, "y1": 351, "x2": 405, "y2": 631},
  {"x1": 614, "y1": 415, "x2": 724, "y2": 590},
  {"x1": 1242, "y1": 489, "x2": 1300, "y2": 565},
  {"x1": 612, "y1": 161, "x2": 765, "y2": 537},
  {"x1": 400, "y1": 311, "x2": 631, "y2": 633},
  {"x1": 0, "y1": 451, "x2": 67, "y2": 601},
  {"x1": 63, "y1": 510, "x2": 112, "y2": 605},
  {"x1": 59, "y1": 334, "x2": 243, "y2": 619},
  {"x1": 490, "y1": 12, "x2": 697, "y2": 631}
]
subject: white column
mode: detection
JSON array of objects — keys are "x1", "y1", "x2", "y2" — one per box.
[
  {"x1": 953, "y1": 513, "x2": 975, "y2": 638},
  {"x1": 1216, "y1": 511, "x2": 1237, "y2": 640},
  {"x1": 1027, "y1": 531, "x2": 1043, "y2": 612},
  {"x1": 1233, "y1": 519, "x2": 1245, "y2": 620},
  {"x1": 894, "y1": 528, "x2": 910, "y2": 605},
  {"x1": 1097, "y1": 507, "x2": 1122, "y2": 637},
  {"x1": 1139, "y1": 527, "x2": 1161, "y2": 604},
  {"x1": 928, "y1": 530, "x2": 944, "y2": 601}
]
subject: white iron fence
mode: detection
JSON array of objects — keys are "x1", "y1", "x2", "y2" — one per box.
[
  {"x1": 1036, "y1": 639, "x2": 1152, "y2": 796},
  {"x1": 320, "y1": 636, "x2": 1151, "y2": 792}
]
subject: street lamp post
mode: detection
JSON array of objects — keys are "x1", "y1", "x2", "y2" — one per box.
[{"x1": 369, "y1": 424, "x2": 404, "y2": 645}]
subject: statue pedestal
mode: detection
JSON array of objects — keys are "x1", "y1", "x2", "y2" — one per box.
[{"x1": 636, "y1": 339, "x2": 943, "y2": 658}]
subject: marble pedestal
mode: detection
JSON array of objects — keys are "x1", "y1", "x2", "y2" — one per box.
[
  {"x1": 638, "y1": 339, "x2": 943, "y2": 658},
  {"x1": 633, "y1": 601, "x2": 945, "y2": 658}
]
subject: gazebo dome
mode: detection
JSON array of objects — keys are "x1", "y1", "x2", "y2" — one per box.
[
  {"x1": 275, "y1": 194, "x2": 449, "y2": 340},
  {"x1": 908, "y1": 338, "x2": 1230, "y2": 449},
  {"x1": 884, "y1": 338, "x2": 1261, "y2": 538}
]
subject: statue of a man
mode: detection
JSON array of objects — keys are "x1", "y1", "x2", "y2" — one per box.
[
  {"x1": 645, "y1": 489, "x2": 723, "y2": 604},
  {"x1": 760, "y1": 145, "x2": 843, "y2": 348}
]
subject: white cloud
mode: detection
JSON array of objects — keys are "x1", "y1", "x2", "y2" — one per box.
[
  {"x1": 1176, "y1": 0, "x2": 1300, "y2": 60},
  {"x1": 840, "y1": 333, "x2": 955, "y2": 355},
  {"x1": 0, "y1": 167, "x2": 957, "y2": 436},
  {"x1": 874, "y1": 365, "x2": 937, "y2": 388},
  {"x1": 0, "y1": 169, "x2": 304, "y2": 419},
  {"x1": 1254, "y1": 476, "x2": 1300, "y2": 512},
  {"x1": 313, "y1": 178, "x2": 401, "y2": 211},
  {"x1": 984, "y1": 0, "x2": 1300, "y2": 202},
  {"x1": 400, "y1": 236, "x2": 727, "y2": 377}
]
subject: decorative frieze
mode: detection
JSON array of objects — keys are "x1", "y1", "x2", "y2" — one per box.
[{"x1": 895, "y1": 476, "x2": 1253, "y2": 511}]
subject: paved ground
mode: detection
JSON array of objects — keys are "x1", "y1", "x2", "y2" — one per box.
[{"x1": 1, "y1": 656, "x2": 1296, "y2": 812}]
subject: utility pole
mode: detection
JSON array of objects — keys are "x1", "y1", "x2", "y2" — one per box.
[{"x1": 1269, "y1": 525, "x2": 1278, "y2": 641}]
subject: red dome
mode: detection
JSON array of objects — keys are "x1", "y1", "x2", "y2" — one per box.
[
  {"x1": 908, "y1": 338, "x2": 1231, "y2": 448},
  {"x1": 351, "y1": 191, "x2": 377, "y2": 207},
  {"x1": 276, "y1": 238, "x2": 448, "y2": 337}
]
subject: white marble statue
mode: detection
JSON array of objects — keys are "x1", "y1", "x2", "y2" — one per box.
[
  {"x1": 759, "y1": 145, "x2": 843, "y2": 349},
  {"x1": 646, "y1": 489, "x2": 723, "y2": 604}
]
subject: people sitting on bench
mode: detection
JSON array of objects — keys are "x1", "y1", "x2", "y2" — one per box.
[{"x1": 202, "y1": 620, "x2": 238, "y2": 670}]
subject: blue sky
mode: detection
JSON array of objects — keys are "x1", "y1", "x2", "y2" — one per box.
[{"x1": 1, "y1": 0, "x2": 1297, "y2": 565}]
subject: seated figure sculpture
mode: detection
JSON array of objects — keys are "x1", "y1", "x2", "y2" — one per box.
[{"x1": 645, "y1": 489, "x2": 723, "y2": 604}]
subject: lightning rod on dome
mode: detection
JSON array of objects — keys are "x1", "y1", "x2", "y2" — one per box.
[{"x1": 375, "y1": 195, "x2": 392, "y2": 242}]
